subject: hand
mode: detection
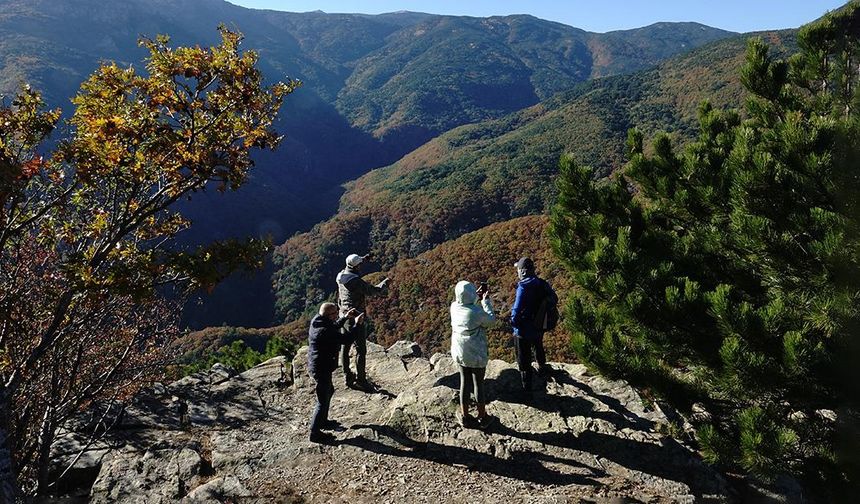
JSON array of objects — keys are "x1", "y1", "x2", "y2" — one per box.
[{"x1": 345, "y1": 308, "x2": 359, "y2": 318}]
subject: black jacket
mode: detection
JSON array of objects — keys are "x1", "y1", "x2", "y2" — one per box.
[{"x1": 307, "y1": 314, "x2": 354, "y2": 377}]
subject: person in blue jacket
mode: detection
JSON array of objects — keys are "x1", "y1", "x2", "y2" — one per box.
[
  {"x1": 510, "y1": 257, "x2": 557, "y2": 397},
  {"x1": 307, "y1": 302, "x2": 362, "y2": 444}
]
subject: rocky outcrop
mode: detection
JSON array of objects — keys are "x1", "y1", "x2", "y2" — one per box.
[{"x1": 53, "y1": 341, "x2": 744, "y2": 502}]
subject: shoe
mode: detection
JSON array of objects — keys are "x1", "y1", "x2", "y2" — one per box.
[
  {"x1": 353, "y1": 380, "x2": 375, "y2": 392},
  {"x1": 477, "y1": 415, "x2": 497, "y2": 430},
  {"x1": 344, "y1": 372, "x2": 356, "y2": 387},
  {"x1": 537, "y1": 365, "x2": 552, "y2": 378},
  {"x1": 309, "y1": 430, "x2": 337, "y2": 444},
  {"x1": 459, "y1": 413, "x2": 478, "y2": 428},
  {"x1": 321, "y1": 420, "x2": 347, "y2": 432}
]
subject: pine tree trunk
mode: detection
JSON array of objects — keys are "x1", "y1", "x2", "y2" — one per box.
[{"x1": 0, "y1": 388, "x2": 19, "y2": 502}]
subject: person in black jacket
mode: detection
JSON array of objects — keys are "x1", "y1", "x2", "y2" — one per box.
[{"x1": 307, "y1": 302, "x2": 363, "y2": 444}]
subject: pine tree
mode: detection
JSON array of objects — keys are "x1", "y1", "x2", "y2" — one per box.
[{"x1": 550, "y1": 2, "x2": 860, "y2": 494}]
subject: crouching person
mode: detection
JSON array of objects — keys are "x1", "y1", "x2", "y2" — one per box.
[{"x1": 308, "y1": 302, "x2": 363, "y2": 444}]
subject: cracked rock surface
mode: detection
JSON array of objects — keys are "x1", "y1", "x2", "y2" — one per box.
[{"x1": 55, "y1": 340, "x2": 742, "y2": 503}]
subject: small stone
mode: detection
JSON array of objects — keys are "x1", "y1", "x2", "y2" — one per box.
[{"x1": 816, "y1": 409, "x2": 837, "y2": 422}]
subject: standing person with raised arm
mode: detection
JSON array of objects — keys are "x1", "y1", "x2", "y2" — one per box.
[
  {"x1": 307, "y1": 303, "x2": 363, "y2": 444},
  {"x1": 510, "y1": 257, "x2": 559, "y2": 400},
  {"x1": 336, "y1": 253, "x2": 389, "y2": 391},
  {"x1": 450, "y1": 280, "x2": 496, "y2": 429}
]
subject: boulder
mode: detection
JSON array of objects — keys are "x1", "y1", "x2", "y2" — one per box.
[
  {"x1": 90, "y1": 446, "x2": 202, "y2": 503},
  {"x1": 184, "y1": 475, "x2": 252, "y2": 502},
  {"x1": 386, "y1": 340, "x2": 423, "y2": 359}
]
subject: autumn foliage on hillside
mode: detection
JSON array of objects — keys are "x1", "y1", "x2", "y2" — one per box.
[
  {"x1": 273, "y1": 32, "x2": 794, "y2": 323},
  {"x1": 362, "y1": 215, "x2": 573, "y2": 362}
]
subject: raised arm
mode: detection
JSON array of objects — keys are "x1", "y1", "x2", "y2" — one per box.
[
  {"x1": 478, "y1": 296, "x2": 496, "y2": 327},
  {"x1": 332, "y1": 314, "x2": 358, "y2": 345},
  {"x1": 349, "y1": 276, "x2": 388, "y2": 297}
]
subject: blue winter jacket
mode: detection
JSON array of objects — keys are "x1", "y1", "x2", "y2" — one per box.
[{"x1": 510, "y1": 276, "x2": 556, "y2": 340}]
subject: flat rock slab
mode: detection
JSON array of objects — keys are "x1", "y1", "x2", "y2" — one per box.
[{"x1": 65, "y1": 342, "x2": 736, "y2": 502}]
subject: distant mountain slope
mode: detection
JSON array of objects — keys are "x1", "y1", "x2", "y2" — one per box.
[
  {"x1": 0, "y1": 0, "x2": 736, "y2": 327},
  {"x1": 272, "y1": 31, "x2": 797, "y2": 321},
  {"x1": 335, "y1": 16, "x2": 733, "y2": 151}
]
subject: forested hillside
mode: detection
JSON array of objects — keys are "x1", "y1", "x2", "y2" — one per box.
[
  {"x1": 335, "y1": 17, "x2": 732, "y2": 151},
  {"x1": 0, "y1": 0, "x2": 734, "y2": 327},
  {"x1": 272, "y1": 30, "x2": 796, "y2": 321},
  {"x1": 361, "y1": 215, "x2": 574, "y2": 362}
]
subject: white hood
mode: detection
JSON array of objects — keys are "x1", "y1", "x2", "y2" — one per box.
[{"x1": 454, "y1": 280, "x2": 478, "y2": 305}]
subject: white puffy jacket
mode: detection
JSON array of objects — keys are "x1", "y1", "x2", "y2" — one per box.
[{"x1": 450, "y1": 281, "x2": 495, "y2": 368}]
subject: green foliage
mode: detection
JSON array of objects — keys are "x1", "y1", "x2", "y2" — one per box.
[
  {"x1": 274, "y1": 32, "x2": 792, "y2": 321},
  {"x1": 181, "y1": 336, "x2": 297, "y2": 376},
  {"x1": 338, "y1": 16, "x2": 732, "y2": 143},
  {"x1": 549, "y1": 3, "x2": 860, "y2": 493},
  {"x1": 171, "y1": 318, "x2": 309, "y2": 367}
]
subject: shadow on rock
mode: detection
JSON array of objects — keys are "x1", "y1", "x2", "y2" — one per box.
[
  {"x1": 342, "y1": 424, "x2": 602, "y2": 487},
  {"x1": 436, "y1": 367, "x2": 653, "y2": 431},
  {"x1": 549, "y1": 369, "x2": 654, "y2": 431},
  {"x1": 489, "y1": 422, "x2": 723, "y2": 498}
]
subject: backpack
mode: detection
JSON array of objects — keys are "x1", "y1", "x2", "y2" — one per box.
[{"x1": 532, "y1": 280, "x2": 559, "y2": 331}]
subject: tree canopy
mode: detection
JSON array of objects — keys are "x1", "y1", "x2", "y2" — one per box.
[
  {"x1": 0, "y1": 26, "x2": 298, "y2": 497},
  {"x1": 550, "y1": 2, "x2": 860, "y2": 496}
]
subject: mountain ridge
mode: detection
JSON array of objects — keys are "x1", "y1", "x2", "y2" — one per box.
[
  {"x1": 271, "y1": 29, "x2": 797, "y2": 321},
  {"x1": 0, "y1": 0, "x2": 737, "y2": 327}
]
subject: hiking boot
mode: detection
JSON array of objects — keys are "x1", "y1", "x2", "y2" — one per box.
[
  {"x1": 321, "y1": 420, "x2": 347, "y2": 432},
  {"x1": 344, "y1": 372, "x2": 356, "y2": 387},
  {"x1": 309, "y1": 430, "x2": 337, "y2": 444},
  {"x1": 477, "y1": 415, "x2": 497, "y2": 430},
  {"x1": 459, "y1": 413, "x2": 478, "y2": 429},
  {"x1": 352, "y1": 379, "x2": 375, "y2": 392}
]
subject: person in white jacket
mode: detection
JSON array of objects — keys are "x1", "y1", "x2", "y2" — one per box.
[{"x1": 450, "y1": 280, "x2": 496, "y2": 429}]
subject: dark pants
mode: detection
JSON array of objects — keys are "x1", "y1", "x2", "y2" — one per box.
[
  {"x1": 341, "y1": 317, "x2": 367, "y2": 382},
  {"x1": 459, "y1": 365, "x2": 486, "y2": 410},
  {"x1": 515, "y1": 335, "x2": 546, "y2": 390},
  {"x1": 310, "y1": 372, "x2": 334, "y2": 433}
]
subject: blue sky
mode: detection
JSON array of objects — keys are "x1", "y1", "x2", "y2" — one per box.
[{"x1": 228, "y1": 1, "x2": 847, "y2": 33}]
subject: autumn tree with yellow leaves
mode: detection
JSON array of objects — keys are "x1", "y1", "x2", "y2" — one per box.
[{"x1": 0, "y1": 27, "x2": 298, "y2": 498}]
